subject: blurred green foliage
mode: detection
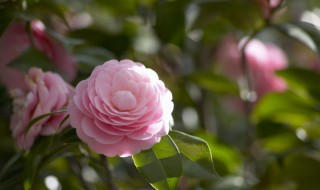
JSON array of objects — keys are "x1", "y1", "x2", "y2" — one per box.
[{"x1": 2, "y1": 0, "x2": 320, "y2": 189}]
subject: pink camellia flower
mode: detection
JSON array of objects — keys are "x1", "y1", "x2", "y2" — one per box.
[
  {"x1": 67, "y1": 59, "x2": 174, "y2": 157},
  {"x1": 10, "y1": 68, "x2": 74, "y2": 150},
  {"x1": 217, "y1": 36, "x2": 288, "y2": 100},
  {"x1": 0, "y1": 20, "x2": 76, "y2": 90}
]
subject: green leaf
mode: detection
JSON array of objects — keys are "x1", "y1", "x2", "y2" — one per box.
[
  {"x1": 277, "y1": 68, "x2": 320, "y2": 101},
  {"x1": 23, "y1": 129, "x2": 80, "y2": 190},
  {"x1": 132, "y1": 135, "x2": 182, "y2": 190},
  {"x1": 274, "y1": 23, "x2": 318, "y2": 52},
  {"x1": 23, "y1": 154, "x2": 42, "y2": 190},
  {"x1": 75, "y1": 46, "x2": 115, "y2": 72},
  {"x1": 194, "y1": 0, "x2": 264, "y2": 33},
  {"x1": 0, "y1": 152, "x2": 23, "y2": 180},
  {"x1": 155, "y1": 0, "x2": 189, "y2": 45},
  {"x1": 25, "y1": 109, "x2": 67, "y2": 133},
  {"x1": 188, "y1": 72, "x2": 239, "y2": 94},
  {"x1": 169, "y1": 130, "x2": 219, "y2": 179},
  {"x1": 28, "y1": 1, "x2": 70, "y2": 29},
  {"x1": 252, "y1": 91, "x2": 318, "y2": 126},
  {"x1": 59, "y1": 115, "x2": 70, "y2": 130},
  {"x1": 295, "y1": 22, "x2": 320, "y2": 53},
  {"x1": 278, "y1": 68, "x2": 320, "y2": 90},
  {"x1": 9, "y1": 47, "x2": 57, "y2": 73}
]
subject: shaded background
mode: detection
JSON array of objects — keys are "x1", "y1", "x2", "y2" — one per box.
[{"x1": 1, "y1": 0, "x2": 320, "y2": 189}]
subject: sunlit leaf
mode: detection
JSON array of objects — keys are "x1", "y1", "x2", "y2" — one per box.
[
  {"x1": 262, "y1": 133, "x2": 300, "y2": 153},
  {"x1": 252, "y1": 91, "x2": 317, "y2": 124},
  {"x1": 277, "y1": 68, "x2": 320, "y2": 101},
  {"x1": 169, "y1": 130, "x2": 219, "y2": 179},
  {"x1": 195, "y1": 132, "x2": 241, "y2": 176},
  {"x1": 133, "y1": 135, "x2": 182, "y2": 190},
  {"x1": 274, "y1": 23, "x2": 318, "y2": 52}
]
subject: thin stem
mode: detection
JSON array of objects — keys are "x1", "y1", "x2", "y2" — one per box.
[
  {"x1": 99, "y1": 155, "x2": 117, "y2": 190},
  {"x1": 239, "y1": 31, "x2": 259, "y2": 138},
  {"x1": 67, "y1": 157, "x2": 93, "y2": 190},
  {"x1": 239, "y1": 31, "x2": 261, "y2": 187}
]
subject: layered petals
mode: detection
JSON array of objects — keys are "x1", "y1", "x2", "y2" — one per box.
[
  {"x1": 10, "y1": 68, "x2": 74, "y2": 150},
  {"x1": 68, "y1": 59, "x2": 173, "y2": 157}
]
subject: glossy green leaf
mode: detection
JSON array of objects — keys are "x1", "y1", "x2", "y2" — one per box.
[
  {"x1": 59, "y1": 115, "x2": 70, "y2": 130},
  {"x1": 169, "y1": 130, "x2": 219, "y2": 179},
  {"x1": 195, "y1": 132, "x2": 241, "y2": 176},
  {"x1": 194, "y1": 0, "x2": 263, "y2": 32},
  {"x1": 274, "y1": 23, "x2": 318, "y2": 52},
  {"x1": 9, "y1": 47, "x2": 57, "y2": 73},
  {"x1": 23, "y1": 154, "x2": 42, "y2": 190},
  {"x1": 252, "y1": 91, "x2": 318, "y2": 126},
  {"x1": 262, "y1": 133, "x2": 300, "y2": 153},
  {"x1": 25, "y1": 109, "x2": 67, "y2": 133},
  {"x1": 23, "y1": 129, "x2": 80, "y2": 190},
  {"x1": 155, "y1": 0, "x2": 189, "y2": 45},
  {"x1": 188, "y1": 72, "x2": 239, "y2": 94},
  {"x1": 296, "y1": 22, "x2": 320, "y2": 52},
  {"x1": 28, "y1": 1, "x2": 70, "y2": 28},
  {"x1": 75, "y1": 46, "x2": 115, "y2": 72},
  {"x1": 277, "y1": 68, "x2": 320, "y2": 101},
  {"x1": 0, "y1": 151, "x2": 23, "y2": 180},
  {"x1": 132, "y1": 135, "x2": 182, "y2": 190}
]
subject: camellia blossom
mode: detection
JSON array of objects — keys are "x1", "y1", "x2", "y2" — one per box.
[
  {"x1": 10, "y1": 68, "x2": 74, "y2": 150},
  {"x1": 0, "y1": 20, "x2": 76, "y2": 90},
  {"x1": 244, "y1": 39, "x2": 288, "y2": 97},
  {"x1": 67, "y1": 59, "x2": 174, "y2": 157},
  {"x1": 217, "y1": 36, "x2": 288, "y2": 99}
]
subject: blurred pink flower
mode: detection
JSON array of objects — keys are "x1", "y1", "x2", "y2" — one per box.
[
  {"x1": 245, "y1": 39, "x2": 287, "y2": 97},
  {"x1": 217, "y1": 37, "x2": 288, "y2": 99},
  {"x1": 10, "y1": 68, "x2": 74, "y2": 150},
  {"x1": 67, "y1": 59, "x2": 174, "y2": 157},
  {"x1": 0, "y1": 20, "x2": 76, "y2": 90}
]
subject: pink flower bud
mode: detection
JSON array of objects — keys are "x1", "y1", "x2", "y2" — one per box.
[{"x1": 0, "y1": 20, "x2": 77, "y2": 89}]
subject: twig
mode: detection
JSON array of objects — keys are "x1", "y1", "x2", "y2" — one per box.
[
  {"x1": 239, "y1": 31, "x2": 259, "y2": 139},
  {"x1": 239, "y1": 30, "x2": 262, "y2": 187},
  {"x1": 67, "y1": 157, "x2": 93, "y2": 190},
  {"x1": 99, "y1": 155, "x2": 117, "y2": 190}
]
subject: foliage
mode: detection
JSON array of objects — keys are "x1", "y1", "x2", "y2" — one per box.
[{"x1": 1, "y1": 0, "x2": 320, "y2": 189}]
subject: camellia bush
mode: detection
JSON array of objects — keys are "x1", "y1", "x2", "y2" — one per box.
[{"x1": 1, "y1": 0, "x2": 320, "y2": 189}]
